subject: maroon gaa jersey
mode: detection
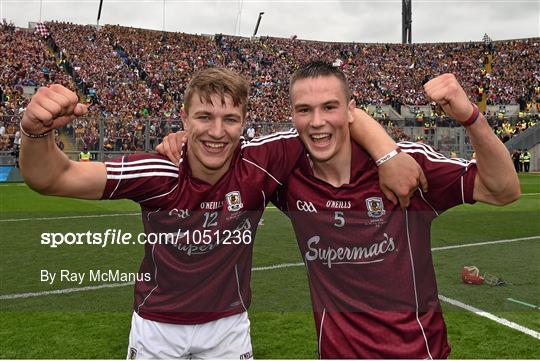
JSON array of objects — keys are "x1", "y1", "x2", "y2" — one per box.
[
  {"x1": 101, "y1": 130, "x2": 302, "y2": 325},
  {"x1": 273, "y1": 141, "x2": 478, "y2": 359}
]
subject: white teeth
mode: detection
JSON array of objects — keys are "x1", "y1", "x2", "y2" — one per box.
[
  {"x1": 311, "y1": 134, "x2": 330, "y2": 140},
  {"x1": 204, "y1": 142, "x2": 224, "y2": 149}
]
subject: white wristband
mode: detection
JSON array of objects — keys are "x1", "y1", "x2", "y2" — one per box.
[
  {"x1": 19, "y1": 121, "x2": 51, "y2": 139},
  {"x1": 375, "y1": 147, "x2": 401, "y2": 167}
]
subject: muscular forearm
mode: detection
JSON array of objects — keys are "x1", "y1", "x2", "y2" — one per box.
[
  {"x1": 467, "y1": 114, "x2": 520, "y2": 204},
  {"x1": 350, "y1": 108, "x2": 396, "y2": 159},
  {"x1": 20, "y1": 133, "x2": 72, "y2": 193}
]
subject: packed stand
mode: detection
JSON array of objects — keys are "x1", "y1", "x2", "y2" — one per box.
[
  {"x1": 2, "y1": 20, "x2": 538, "y2": 153},
  {"x1": 0, "y1": 20, "x2": 73, "y2": 150}
]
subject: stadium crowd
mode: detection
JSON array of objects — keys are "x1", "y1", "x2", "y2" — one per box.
[{"x1": 0, "y1": 20, "x2": 538, "y2": 152}]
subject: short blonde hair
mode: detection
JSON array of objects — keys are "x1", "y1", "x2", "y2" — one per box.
[{"x1": 183, "y1": 68, "x2": 250, "y2": 115}]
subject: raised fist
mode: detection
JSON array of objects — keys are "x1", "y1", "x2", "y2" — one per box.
[
  {"x1": 423, "y1": 74, "x2": 475, "y2": 124},
  {"x1": 21, "y1": 84, "x2": 88, "y2": 135}
]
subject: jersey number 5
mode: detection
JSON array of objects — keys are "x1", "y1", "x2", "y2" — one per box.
[{"x1": 334, "y1": 211, "x2": 345, "y2": 228}]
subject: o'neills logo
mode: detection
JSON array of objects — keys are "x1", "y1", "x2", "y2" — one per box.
[
  {"x1": 326, "y1": 200, "x2": 352, "y2": 209},
  {"x1": 304, "y1": 233, "x2": 396, "y2": 268},
  {"x1": 200, "y1": 201, "x2": 223, "y2": 210}
]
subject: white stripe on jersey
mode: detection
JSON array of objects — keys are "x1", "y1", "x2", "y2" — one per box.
[
  {"x1": 137, "y1": 243, "x2": 159, "y2": 313},
  {"x1": 418, "y1": 189, "x2": 439, "y2": 217},
  {"x1": 107, "y1": 164, "x2": 179, "y2": 173},
  {"x1": 401, "y1": 148, "x2": 471, "y2": 167},
  {"x1": 139, "y1": 184, "x2": 179, "y2": 204},
  {"x1": 404, "y1": 209, "x2": 434, "y2": 360},
  {"x1": 242, "y1": 158, "x2": 282, "y2": 186},
  {"x1": 399, "y1": 141, "x2": 471, "y2": 167},
  {"x1": 399, "y1": 141, "x2": 447, "y2": 160},
  {"x1": 107, "y1": 172, "x2": 178, "y2": 180},
  {"x1": 105, "y1": 158, "x2": 177, "y2": 167},
  {"x1": 109, "y1": 156, "x2": 125, "y2": 199},
  {"x1": 241, "y1": 129, "x2": 298, "y2": 149},
  {"x1": 235, "y1": 264, "x2": 248, "y2": 312},
  {"x1": 244, "y1": 128, "x2": 297, "y2": 144},
  {"x1": 318, "y1": 307, "x2": 326, "y2": 359}
]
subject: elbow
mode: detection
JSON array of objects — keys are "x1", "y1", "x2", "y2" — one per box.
[
  {"x1": 492, "y1": 179, "x2": 521, "y2": 206},
  {"x1": 20, "y1": 166, "x2": 55, "y2": 195},
  {"x1": 496, "y1": 188, "x2": 520, "y2": 206}
]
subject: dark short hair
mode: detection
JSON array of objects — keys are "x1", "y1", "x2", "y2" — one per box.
[
  {"x1": 289, "y1": 61, "x2": 351, "y2": 101},
  {"x1": 183, "y1": 67, "x2": 250, "y2": 115}
]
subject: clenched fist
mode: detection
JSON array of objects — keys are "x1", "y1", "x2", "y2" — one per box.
[
  {"x1": 21, "y1": 84, "x2": 88, "y2": 135},
  {"x1": 423, "y1": 73, "x2": 475, "y2": 124}
]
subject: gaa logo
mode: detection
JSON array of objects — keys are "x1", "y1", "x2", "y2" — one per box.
[
  {"x1": 365, "y1": 197, "x2": 386, "y2": 218},
  {"x1": 226, "y1": 191, "x2": 244, "y2": 212},
  {"x1": 296, "y1": 200, "x2": 317, "y2": 213},
  {"x1": 168, "y1": 208, "x2": 190, "y2": 219}
]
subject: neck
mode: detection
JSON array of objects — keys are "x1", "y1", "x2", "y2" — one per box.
[
  {"x1": 187, "y1": 148, "x2": 230, "y2": 186},
  {"x1": 311, "y1": 139, "x2": 352, "y2": 187}
]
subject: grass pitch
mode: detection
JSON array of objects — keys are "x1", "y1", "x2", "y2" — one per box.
[{"x1": 0, "y1": 174, "x2": 539, "y2": 358}]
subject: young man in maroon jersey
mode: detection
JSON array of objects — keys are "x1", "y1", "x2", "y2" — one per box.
[
  {"x1": 270, "y1": 62, "x2": 519, "y2": 358},
  {"x1": 19, "y1": 67, "x2": 425, "y2": 359}
]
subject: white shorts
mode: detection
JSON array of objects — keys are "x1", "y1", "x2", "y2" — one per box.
[{"x1": 127, "y1": 311, "x2": 253, "y2": 359}]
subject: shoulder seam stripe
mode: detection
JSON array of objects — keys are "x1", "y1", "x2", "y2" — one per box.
[
  {"x1": 248, "y1": 129, "x2": 297, "y2": 143},
  {"x1": 139, "y1": 183, "x2": 179, "y2": 203},
  {"x1": 402, "y1": 149, "x2": 471, "y2": 167},
  {"x1": 418, "y1": 189, "x2": 439, "y2": 217},
  {"x1": 108, "y1": 155, "x2": 125, "y2": 199},
  {"x1": 241, "y1": 133, "x2": 298, "y2": 149},
  {"x1": 241, "y1": 158, "x2": 282, "y2": 186}
]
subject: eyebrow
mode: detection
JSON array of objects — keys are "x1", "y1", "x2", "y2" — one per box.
[
  {"x1": 192, "y1": 111, "x2": 241, "y2": 119},
  {"x1": 294, "y1": 99, "x2": 341, "y2": 109},
  {"x1": 192, "y1": 111, "x2": 211, "y2": 116}
]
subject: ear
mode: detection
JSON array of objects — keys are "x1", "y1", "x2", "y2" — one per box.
[
  {"x1": 181, "y1": 107, "x2": 190, "y2": 131},
  {"x1": 347, "y1": 99, "x2": 356, "y2": 124},
  {"x1": 242, "y1": 112, "x2": 249, "y2": 128}
]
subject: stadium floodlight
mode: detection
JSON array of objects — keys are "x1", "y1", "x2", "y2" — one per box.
[
  {"x1": 97, "y1": 0, "x2": 104, "y2": 26},
  {"x1": 253, "y1": 12, "x2": 264, "y2": 37}
]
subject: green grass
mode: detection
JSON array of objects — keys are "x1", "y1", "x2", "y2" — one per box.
[{"x1": 0, "y1": 174, "x2": 539, "y2": 358}]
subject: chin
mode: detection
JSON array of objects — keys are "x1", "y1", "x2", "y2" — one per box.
[
  {"x1": 202, "y1": 161, "x2": 227, "y2": 171},
  {"x1": 307, "y1": 147, "x2": 334, "y2": 163}
]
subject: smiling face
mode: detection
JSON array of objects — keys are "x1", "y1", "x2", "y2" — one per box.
[
  {"x1": 181, "y1": 68, "x2": 249, "y2": 184},
  {"x1": 291, "y1": 74, "x2": 355, "y2": 164},
  {"x1": 183, "y1": 92, "x2": 245, "y2": 183}
]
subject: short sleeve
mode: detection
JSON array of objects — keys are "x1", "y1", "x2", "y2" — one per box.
[
  {"x1": 101, "y1": 153, "x2": 179, "y2": 204},
  {"x1": 399, "y1": 141, "x2": 477, "y2": 214},
  {"x1": 240, "y1": 129, "x2": 304, "y2": 186}
]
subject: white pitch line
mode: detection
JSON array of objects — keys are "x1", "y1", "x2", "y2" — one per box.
[
  {"x1": 431, "y1": 236, "x2": 540, "y2": 251},
  {"x1": 521, "y1": 193, "x2": 540, "y2": 196},
  {"x1": 253, "y1": 262, "x2": 303, "y2": 271},
  {"x1": 0, "y1": 210, "x2": 276, "y2": 222},
  {"x1": 439, "y1": 295, "x2": 540, "y2": 340},
  {"x1": 1, "y1": 235, "x2": 538, "y2": 301},
  {"x1": 0, "y1": 213, "x2": 140, "y2": 223},
  {"x1": 0, "y1": 282, "x2": 133, "y2": 300}
]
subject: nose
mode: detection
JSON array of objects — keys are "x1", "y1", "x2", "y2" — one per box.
[
  {"x1": 208, "y1": 119, "x2": 226, "y2": 139},
  {"x1": 310, "y1": 108, "x2": 326, "y2": 128}
]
